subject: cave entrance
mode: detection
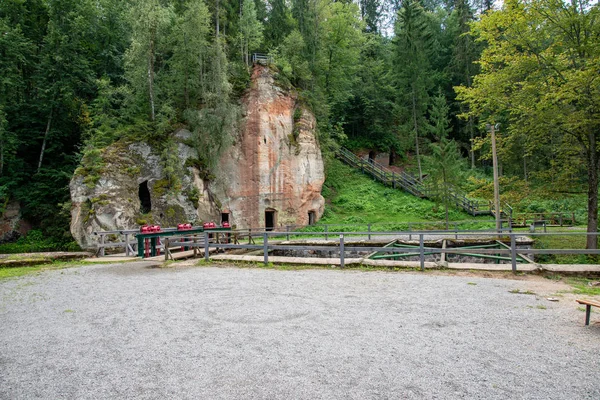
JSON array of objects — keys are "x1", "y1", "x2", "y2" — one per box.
[
  {"x1": 308, "y1": 211, "x2": 316, "y2": 225},
  {"x1": 265, "y1": 209, "x2": 276, "y2": 231},
  {"x1": 389, "y1": 148, "x2": 396, "y2": 166},
  {"x1": 368, "y1": 150, "x2": 376, "y2": 164},
  {"x1": 221, "y1": 212, "x2": 229, "y2": 224},
  {"x1": 139, "y1": 181, "x2": 152, "y2": 214}
]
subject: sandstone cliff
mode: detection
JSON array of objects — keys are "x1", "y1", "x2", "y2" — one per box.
[
  {"x1": 69, "y1": 65, "x2": 325, "y2": 249},
  {"x1": 210, "y1": 65, "x2": 325, "y2": 230}
]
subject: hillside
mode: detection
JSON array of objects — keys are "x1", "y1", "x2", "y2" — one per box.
[{"x1": 318, "y1": 158, "x2": 484, "y2": 227}]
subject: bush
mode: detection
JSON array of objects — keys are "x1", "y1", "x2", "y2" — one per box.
[{"x1": 0, "y1": 229, "x2": 81, "y2": 254}]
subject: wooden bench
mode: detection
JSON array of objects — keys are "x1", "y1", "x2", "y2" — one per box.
[{"x1": 576, "y1": 299, "x2": 600, "y2": 325}]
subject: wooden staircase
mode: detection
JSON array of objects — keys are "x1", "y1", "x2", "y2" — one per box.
[{"x1": 336, "y1": 147, "x2": 510, "y2": 218}]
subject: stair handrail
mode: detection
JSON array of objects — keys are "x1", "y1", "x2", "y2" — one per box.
[{"x1": 336, "y1": 147, "x2": 504, "y2": 216}]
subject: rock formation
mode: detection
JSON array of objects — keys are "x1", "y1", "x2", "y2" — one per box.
[
  {"x1": 210, "y1": 65, "x2": 325, "y2": 230},
  {"x1": 69, "y1": 64, "x2": 325, "y2": 249},
  {"x1": 0, "y1": 201, "x2": 31, "y2": 243}
]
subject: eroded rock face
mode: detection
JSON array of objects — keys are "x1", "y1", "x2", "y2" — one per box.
[
  {"x1": 211, "y1": 65, "x2": 324, "y2": 229},
  {"x1": 70, "y1": 65, "x2": 324, "y2": 249},
  {"x1": 69, "y1": 131, "x2": 219, "y2": 249},
  {"x1": 0, "y1": 201, "x2": 32, "y2": 243}
]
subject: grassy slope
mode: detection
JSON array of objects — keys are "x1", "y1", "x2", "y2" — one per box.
[{"x1": 319, "y1": 159, "x2": 489, "y2": 227}]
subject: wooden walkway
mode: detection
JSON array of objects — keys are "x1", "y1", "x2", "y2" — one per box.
[{"x1": 336, "y1": 147, "x2": 511, "y2": 218}]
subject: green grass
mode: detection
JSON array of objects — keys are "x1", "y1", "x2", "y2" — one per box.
[
  {"x1": 566, "y1": 278, "x2": 600, "y2": 296},
  {"x1": 509, "y1": 288, "x2": 536, "y2": 295},
  {"x1": 525, "y1": 229, "x2": 597, "y2": 264},
  {"x1": 318, "y1": 159, "x2": 492, "y2": 229},
  {"x1": 0, "y1": 261, "x2": 84, "y2": 280},
  {"x1": 0, "y1": 229, "x2": 81, "y2": 254}
]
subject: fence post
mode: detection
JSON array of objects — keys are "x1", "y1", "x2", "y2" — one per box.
[
  {"x1": 325, "y1": 225, "x2": 329, "y2": 240},
  {"x1": 419, "y1": 234, "x2": 425, "y2": 271},
  {"x1": 340, "y1": 234, "x2": 345, "y2": 268},
  {"x1": 392, "y1": 172, "x2": 396, "y2": 189},
  {"x1": 286, "y1": 226, "x2": 290, "y2": 241},
  {"x1": 263, "y1": 232, "x2": 269, "y2": 266},
  {"x1": 204, "y1": 232, "x2": 209, "y2": 261},
  {"x1": 368, "y1": 223, "x2": 371, "y2": 240},
  {"x1": 164, "y1": 238, "x2": 170, "y2": 261},
  {"x1": 510, "y1": 233, "x2": 517, "y2": 273},
  {"x1": 248, "y1": 228, "x2": 252, "y2": 244},
  {"x1": 100, "y1": 234, "x2": 105, "y2": 257},
  {"x1": 454, "y1": 223, "x2": 458, "y2": 240},
  {"x1": 124, "y1": 233, "x2": 129, "y2": 256},
  {"x1": 409, "y1": 223, "x2": 412, "y2": 241}
]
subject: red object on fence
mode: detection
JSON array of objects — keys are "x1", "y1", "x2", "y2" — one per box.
[
  {"x1": 177, "y1": 223, "x2": 193, "y2": 250},
  {"x1": 154, "y1": 225, "x2": 161, "y2": 255},
  {"x1": 177, "y1": 223, "x2": 186, "y2": 250},
  {"x1": 222, "y1": 221, "x2": 230, "y2": 228},
  {"x1": 140, "y1": 225, "x2": 150, "y2": 257}
]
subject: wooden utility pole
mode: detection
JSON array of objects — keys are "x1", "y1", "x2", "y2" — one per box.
[{"x1": 488, "y1": 123, "x2": 501, "y2": 232}]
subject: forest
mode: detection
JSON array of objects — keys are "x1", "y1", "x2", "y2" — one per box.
[{"x1": 0, "y1": 0, "x2": 599, "y2": 247}]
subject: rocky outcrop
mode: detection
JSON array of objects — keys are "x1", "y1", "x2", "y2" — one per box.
[
  {"x1": 70, "y1": 64, "x2": 324, "y2": 249},
  {"x1": 210, "y1": 65, "x2": 325, "y2": 229},
  {"x1": 69, "y1": 130, "x2": 217, "y2": 249},
  {"x1": 0, "y1": 201, "x2": 32, "y2": 243}
]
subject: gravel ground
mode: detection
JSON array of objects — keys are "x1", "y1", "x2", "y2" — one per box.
[{"x1": 1, "y1": 262, "x2": 599, "y2": 399}]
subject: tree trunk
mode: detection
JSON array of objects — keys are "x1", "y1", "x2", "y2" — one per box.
[
  {"x1": 216, "y1": 0, "x2": 220, "y2": 38},
  {"x1": 443, "y1": 176, "x2": 449, "y2": 230},
  {"x1": 411, "y1": 85, "x2": 422, "y2": 180},
  {"x1": 183, "y1": 34, "x2": 189, "y2": 109},
  {"x1": 37, "y1": 111, "x2": 53, "y2": 173},
  {"x1": 0, "y1": 134, "x2": 4, "y2": 176},
  {"x1": 148, "y1": 28, "x2": 156, "y2": 122},
  {"x1": 586, "y1": 132, "x2": 598, "y2": 250},
  {"x1": 468, "y1": 115, "x2": 475, "y2": 169}
]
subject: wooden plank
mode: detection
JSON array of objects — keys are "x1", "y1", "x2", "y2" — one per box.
[{"x1": 577, "y1": 299, "x2": 600, "y2": 308}]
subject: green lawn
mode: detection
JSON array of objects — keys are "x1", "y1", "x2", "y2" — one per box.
[
  {"x1": 319, "y1": 159, "x2": 492, "y2": 230},
  {"x1": 520, "y1": 227, "x2": 596, "y2": 264},
  {"x1": 0, "y1": 261, "x2": 83, "y2": 281}
]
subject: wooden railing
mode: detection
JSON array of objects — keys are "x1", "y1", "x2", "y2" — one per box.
[
  {"x1": 251, "y1": 53, "x2": 272, "y2": 64},
  {"x1": 336, "y1": 147, "x2": 499, "y2": 217}
]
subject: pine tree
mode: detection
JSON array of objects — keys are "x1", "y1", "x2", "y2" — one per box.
[
  {"x1": 394, "y1": 0, "x2": 434, "y2": 180},
  {"x1": 239, "y1": 0, "x2": 264, "y2": 66},
  {"x1": 427, "y1": 92, "x2": 463, "y2": 228}
]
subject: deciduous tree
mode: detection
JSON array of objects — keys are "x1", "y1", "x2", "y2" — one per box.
[{"x1": 456, "y1": 0, "x2": 600, "y2": 248}]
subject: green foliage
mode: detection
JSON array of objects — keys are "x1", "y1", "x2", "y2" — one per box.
[
  {"x1": 1, "y1": 0, "x2": 595, "y2": 247},
  {"x1": 0, "y1": 229, "x2": 81, "y2": 254},
  {"x1": 264, "y1": 0, "x2": 294, "y2": 50},
  {"x1": 159, "y1": 140, "x2": 183, "y2": 194},
  {"x1": 239, "y1": 0, "x2": 263, "y2": 66},
  {"x1": 321, "y1": 158, "x2": 473, "y2": 225},
  {"x1": 425, "y1": 93, "x2": 465, "y2": 225},
  {"x1": 272, "y1": 29, "x2": 312, "y2": 88},
  {"x1": 393, "y1": 0, "x2": 436, "y2": 179},
  {"x1": 456, "y1": 0, "x2": 600, "y2": 244}
]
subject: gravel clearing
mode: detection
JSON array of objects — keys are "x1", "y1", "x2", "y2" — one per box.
[{"x1": 1, "y1": 262, "x2": 599, "y2": 399}]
